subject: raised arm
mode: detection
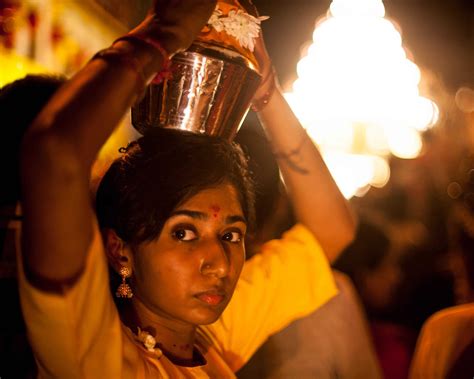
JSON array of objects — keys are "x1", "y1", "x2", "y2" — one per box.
[
  {"x1": 252, "y1": 35, "x2": 356, "y2": 262},
  {"x1": 20, "y1": 0, "x2": 216, "y2": 288}
]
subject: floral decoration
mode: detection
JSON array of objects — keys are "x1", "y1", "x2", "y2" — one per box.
[
  {"x1": 207, "y1": 5, "x2": 269, "y2": 52},
  {"x1": 136, "y1": 327, "x2": 162, "y2": 358}
]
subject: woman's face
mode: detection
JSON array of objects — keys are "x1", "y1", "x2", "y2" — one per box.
[{"x1": 130, "y1": 182, "x2": 247, "y2": 327}]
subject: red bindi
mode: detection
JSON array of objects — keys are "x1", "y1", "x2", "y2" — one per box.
[{"x1": 210, "y1": 205, "x2": 220, "y2": 218}]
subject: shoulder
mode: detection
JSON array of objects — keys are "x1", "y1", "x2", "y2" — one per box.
[
  {"x1": 421, "y1": 303, "x2": 474, "y2": 335},
  {"x1": 258, "y1": 223, "x2": 323, "y2": 258},
  {"x1": 410, "y1": 304, "x2": 474, "y2": 379}
]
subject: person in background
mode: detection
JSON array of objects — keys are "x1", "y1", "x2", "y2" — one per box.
[
  {"x1": 235, "y1": 127, "x2": 380, "y2": 379},
  {"x1": 334, "y1": 220, "x2": 417, "y2": 379},
  {"x1": 0, "y1": 74, "x2": 65, "y2": 379},
  {"x1": 17, "y1": 0, "x2": 355, "y2": 377},
  {"x1": 409, "y1": 155, "x2": 474, "y2": 379}
]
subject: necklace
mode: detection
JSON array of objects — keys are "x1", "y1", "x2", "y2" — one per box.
[
  {"x1": 135, "y1": 327, "x2": 163, "y2": 358},
  {"x1": 133, "y1": 327, "x2": 207, "y2": 367}
]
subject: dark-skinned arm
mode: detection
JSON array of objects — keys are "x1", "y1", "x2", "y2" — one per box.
[
  {"x1": 20, "y1": 0, "x2": 216, "y2": 289},
  {"x1": 253, "y1": 35, "x2": 356, "y2": 263}
]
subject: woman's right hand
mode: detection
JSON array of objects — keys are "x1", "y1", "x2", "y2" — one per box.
[{"x1": 131, "y1": 0, "x2": 217, "y2": 55}]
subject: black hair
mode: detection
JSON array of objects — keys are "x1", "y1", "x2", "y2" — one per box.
[
  {"x1": 333, "y1": 220, "x2": 391, "y2": 277},
  {"x1": 0, "y1": 74, "x2": 65, "y2": 205},
  {"x1": 234, "y1": 126, "x2": 281, "y2": 234},
  {"x1": 96, "y1": 127, "x2": 255, "y2": 245}
]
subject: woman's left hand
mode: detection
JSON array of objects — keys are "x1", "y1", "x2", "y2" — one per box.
[{"x1": 131, "y1": 0, "x2": 218, "y2": 56}]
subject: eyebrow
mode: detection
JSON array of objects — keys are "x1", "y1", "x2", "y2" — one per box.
[{"x1": 170, "y1": 210, "x2": 247, "y2": 225}]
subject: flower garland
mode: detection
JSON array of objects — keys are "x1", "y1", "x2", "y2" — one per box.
[
  {"x1": 136, "y1": 327, "x2": 163, "y2": 358},
  {"x1": 207, "y1": 6, "x2": 269, "y2": 52}
]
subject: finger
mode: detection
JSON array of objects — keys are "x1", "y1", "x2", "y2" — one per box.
[{"x1": 254, "y1": 34, "x2": 272, "y2": 75}]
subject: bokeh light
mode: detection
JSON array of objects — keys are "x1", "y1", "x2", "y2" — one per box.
[{"x1": 287, "y1": 0, "x2": 439, "y2": 198}]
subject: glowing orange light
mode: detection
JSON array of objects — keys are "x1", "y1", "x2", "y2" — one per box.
[{"x1": 286, "y1": 0, "x2": 439, "y2": 198}]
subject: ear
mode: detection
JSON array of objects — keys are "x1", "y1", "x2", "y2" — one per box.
[{"x1": 102, "y1": 228, "x2": 133, "y2": 274}]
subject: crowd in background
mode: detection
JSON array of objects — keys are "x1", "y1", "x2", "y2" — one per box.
[
  {"x1": 0, "y1": 75, "x2": 473, "y2": 379},
  {"x1": 236, "y1": 82, "x2": 474, "y2": 379}
]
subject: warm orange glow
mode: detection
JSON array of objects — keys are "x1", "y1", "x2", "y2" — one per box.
[
  {"x1": 286, "y1": 0, "x2": 439, "y2": 198},
  {"x1": 0, "y1": 49, "x2": 48, "y2": 87}
]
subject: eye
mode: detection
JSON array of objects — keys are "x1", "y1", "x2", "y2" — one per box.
[
  {"x1": 221, "y1": 231, "x2": 243, "y2": 243},
  {"x1": 172, "y1": 228, "x2": 197, "y2": 241}
]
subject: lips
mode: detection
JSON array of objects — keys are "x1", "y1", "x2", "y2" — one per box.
[{"x1": 195, "y1": 290, "x2": 226, "y2": 306}]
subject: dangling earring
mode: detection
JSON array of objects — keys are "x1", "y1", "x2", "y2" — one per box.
[{"x1": 116, "y1": 266, "x2": 133, "y2": 298}]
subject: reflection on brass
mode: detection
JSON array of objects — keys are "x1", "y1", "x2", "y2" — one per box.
[{"x1": 132, "y1": 42, "x2": 262, "y2": 140}]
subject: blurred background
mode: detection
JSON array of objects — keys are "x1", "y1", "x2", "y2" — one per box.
[{"x1": 1, "y1": 0, "x2": 471, "y2": 195}]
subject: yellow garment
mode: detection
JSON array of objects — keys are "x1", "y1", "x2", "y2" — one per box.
[{"x1": 17, "y1": 222, "x2": 337, "y2": 378}]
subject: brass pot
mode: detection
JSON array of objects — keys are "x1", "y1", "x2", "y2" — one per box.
[{"x1": 132, "y1": 42, "x2": 262, "y2": 140}]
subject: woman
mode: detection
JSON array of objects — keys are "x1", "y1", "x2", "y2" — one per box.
[{"x1": 18, "y1": 0, "x2": 355, "y2": 377}]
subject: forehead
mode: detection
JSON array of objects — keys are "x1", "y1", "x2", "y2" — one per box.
[{"x1": 177, "y1": 183, "x2": 243, "y2": 214}]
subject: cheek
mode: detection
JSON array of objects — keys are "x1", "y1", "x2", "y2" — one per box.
[
  {"x1": 134, "y1": 249, "x2": 197, "y2": 291},
  {"x1": 229, "y1": 248, "x2": 245, "y2": 280},
  {"x1": 132, "y1": 259, "x2": 163, "y2": 295},
  {"x1": 133, "y1": 257, "x2": 201, "y2": 310}
]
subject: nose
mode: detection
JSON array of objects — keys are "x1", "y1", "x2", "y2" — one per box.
[{"x1": 200, "y1": 238, "x2": 230, "y2": 278}]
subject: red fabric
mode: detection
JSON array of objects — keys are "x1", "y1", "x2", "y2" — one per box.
[{"x1": 371, "y1": 321, "x2": 417, "y2": 379}]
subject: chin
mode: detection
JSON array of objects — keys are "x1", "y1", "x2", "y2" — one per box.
[{"x1": 191, "y1": 306, "x2": 225, "y2": 326}]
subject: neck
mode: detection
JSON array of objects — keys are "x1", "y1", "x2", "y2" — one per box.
[{"x1": 121, "y1": 297, "x2": 196, "y2": 361}]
